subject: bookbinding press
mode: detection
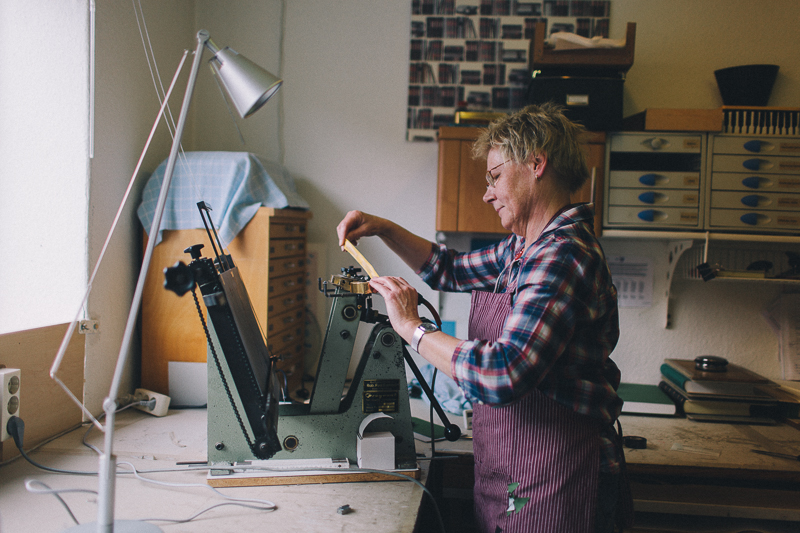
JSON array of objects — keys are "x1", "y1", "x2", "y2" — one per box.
[{"x1": 164, "y1": 203, "x2": 459, "y2": 480}]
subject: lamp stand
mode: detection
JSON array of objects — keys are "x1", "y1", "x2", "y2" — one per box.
[{"x1": 65, "y1": 30, "x2": 211, "y2": 533}]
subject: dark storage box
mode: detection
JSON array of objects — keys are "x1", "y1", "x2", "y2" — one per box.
[{"x1": 525, "y1": 74, "x2": 624, "y2": 132}]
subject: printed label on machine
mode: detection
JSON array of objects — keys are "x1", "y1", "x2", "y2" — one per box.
[{"x1": 363, "y1": 379, "x2": 400, "y2": 413}]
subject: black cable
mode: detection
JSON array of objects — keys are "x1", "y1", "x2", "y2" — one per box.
[{"x1": 6, "y1": 417, "x2": 96, "y2": 476}]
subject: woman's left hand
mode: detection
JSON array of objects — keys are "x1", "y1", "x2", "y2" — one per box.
[{"x1": 368, "y1": 276, "x2": 421, "y2": 341}]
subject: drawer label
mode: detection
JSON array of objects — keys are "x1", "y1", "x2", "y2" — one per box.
[
  {"x1": 683, "y1": 139, "x2": 700, "y2": 150},
  {"x1": 683, "y1": 176, "x2": 699, "y2": 187},
  {"x1": 679, "y1": 212, "x2": 698, "y2": 223},
  {"x1": 778, "y1": 161, "x2": 800, "y2": 172},
  {"x1": 363, "y1": 379, "x2": 400, "y2": 413},
  {"x1": 777, "y1": 216, "x2": 800, "y2": 227},
  {"x1": 778, "y1": 197, "x2": 800, "y2": 208},
  {"x1": 777, "y1": 178, "x2": 800, "y2": 189},
  {"x1": 779, "y1": 142, "x2": 800, "y2": 154},
  {"x1": 682, "y1": 194, "x2": 698, "y2": 204}
]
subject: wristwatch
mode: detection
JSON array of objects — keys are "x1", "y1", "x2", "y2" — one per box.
[{"x1": 411, "y1": 321, "x2": 439, "y2": 352}]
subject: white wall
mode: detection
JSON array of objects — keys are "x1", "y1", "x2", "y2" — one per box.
[
  {"x1": 82, "y1": 0, "x2": 800, "y2": 410},
  {"x1": 193, "y1": 0, "x2": 285, "y2": 161},
  {"x1": 273, "y1": 0, "x2": 800, "y2": 385},
  {"x1": 86, "y1": 0, "x2": 195, "y2": 412}
]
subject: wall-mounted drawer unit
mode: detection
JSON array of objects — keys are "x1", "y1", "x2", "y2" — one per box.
[
  {"x1": 706, "y1": 135, "x2": 800, "y2": 233},
  {"x1": 605, "y1": 132, "x2": 704, "y2": 230}
]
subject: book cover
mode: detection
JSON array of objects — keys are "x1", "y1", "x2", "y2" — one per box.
[
  {"x1": 618, "y1": 382, "x2": 678, "y2": 416},
  {"x1": 664, "y1": 358, "x2": 774, "y2": 384},
  {"x1": 660, "y1": 362, "x2": 776, "y2": 399},
  {"x1": 660, "y1": 378, "x2": 780, "y2": 419}
]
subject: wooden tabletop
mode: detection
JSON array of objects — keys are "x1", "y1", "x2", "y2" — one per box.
[{"x1": 620, "y1": 414, "x2": 800, "y2": 483}]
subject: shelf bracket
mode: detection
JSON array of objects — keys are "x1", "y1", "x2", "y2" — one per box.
[{"x1": 664, "y1": 239, "x2": 696, "y2": 329}]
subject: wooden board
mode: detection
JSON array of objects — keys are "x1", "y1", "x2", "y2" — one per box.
[
  {"x1": 0, "y1": 323, "x2": 84, "y2": 461},
  {"x1": 623, "y1": 108, "x2": 724, "y2": 132},
  {"x1": 207, "y1": 468, "x2": 421, "y2": 487}
]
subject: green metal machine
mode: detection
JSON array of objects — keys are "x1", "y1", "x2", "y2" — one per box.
[
  {"x1": 205, "y1": 269, "x2": 418, "y2": 470},
  {"x1": 164, "y1": 203, "x2": 459, "y2": 480}
]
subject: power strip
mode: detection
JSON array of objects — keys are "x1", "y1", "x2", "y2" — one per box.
[
  {"x1": 133, "y1": 388, "x2": 171, "y2": 417},
  {"x1": 1, "y1": 368, "x2": 21, "y2": 441}
]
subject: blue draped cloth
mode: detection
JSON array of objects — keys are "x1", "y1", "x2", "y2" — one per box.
[{"x1": 137, "y1": 151, "x2": 309, "y2": 245}]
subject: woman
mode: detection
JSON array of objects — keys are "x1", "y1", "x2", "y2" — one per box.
[{"x1": 337, "y1": 103, "x2": 629, "y2": 533}]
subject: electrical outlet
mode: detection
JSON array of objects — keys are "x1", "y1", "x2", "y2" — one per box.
[
  {"x1": 133, "y1": 388, "x2": 171, "y2": 417},
  {"x1": 1, "y1": 368, "x2": 21, "y2": 441},
  {"x1": 79, "y1": 319, "x2": 99, "y2": 334}
]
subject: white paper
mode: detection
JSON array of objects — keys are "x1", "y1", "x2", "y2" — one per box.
[
  {"x1": 168, "y1": 361, "x2": 208, "y2": 407},
  {"x1": 607, "y1": 256, "x2": 654, "y2": 308},
  {"x1": 764, "y1": 293, "x2": 800, "y2": 380}
]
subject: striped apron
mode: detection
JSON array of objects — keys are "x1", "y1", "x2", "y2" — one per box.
[{"x1": 468, "y1": 289, "x2": 602, "y2": 533}]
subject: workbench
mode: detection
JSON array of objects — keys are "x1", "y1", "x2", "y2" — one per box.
[
  {"x1": 0, "y1": 408, "x2": 427, "y2": 532},
  {"x1": 4, "y1": 402, "x2": 799, "y2": 532}
]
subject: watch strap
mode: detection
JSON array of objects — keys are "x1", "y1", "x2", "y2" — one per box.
[{"x1": 411, "y1": 322, "x2": 437, "y2": 352}]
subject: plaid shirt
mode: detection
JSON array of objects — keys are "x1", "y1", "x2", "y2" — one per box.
[{"x1": 418, "y1": 204, "x2": 622, "y2": 472}]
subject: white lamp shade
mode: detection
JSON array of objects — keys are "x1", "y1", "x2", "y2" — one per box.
[{"x1": 211, "y1": 47, "x2": 282, "y2": 118}]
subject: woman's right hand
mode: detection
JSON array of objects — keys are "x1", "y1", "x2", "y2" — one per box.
[{"x1": 336, "y1": 210, "x2": 385, "y2": 249}]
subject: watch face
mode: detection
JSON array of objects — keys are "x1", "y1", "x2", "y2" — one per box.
[{"x1": 420, "y1": 322, "x2": 438, "y2": 333}]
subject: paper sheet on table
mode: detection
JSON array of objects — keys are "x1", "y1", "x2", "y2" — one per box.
[
  {"x1": 607, "y1": 256, "x2": 653, "y2": 308},
  {"x1": 764, "y1": 293, "x2": 800, "y2": 380}
]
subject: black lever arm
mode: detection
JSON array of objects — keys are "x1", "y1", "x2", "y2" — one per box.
[{"x1": 403, "y1": 347, "x2": 461, "y2": 441}]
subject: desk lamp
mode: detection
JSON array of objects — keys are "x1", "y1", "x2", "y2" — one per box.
[{"x1": 50, "y1": 29, "x2": 282, "y2": 533}]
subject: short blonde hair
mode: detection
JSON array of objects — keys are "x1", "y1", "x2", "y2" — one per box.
[{"x1": 472, "y1": 103, "x2": 590, "y2": 193}]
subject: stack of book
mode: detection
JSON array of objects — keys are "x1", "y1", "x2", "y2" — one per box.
[
  {"x1": 618, "y1": 382, "x2": 680, "y2": 417},
  {"x1": 659, "y1": 358, "x2": 786, "y2": 424}
]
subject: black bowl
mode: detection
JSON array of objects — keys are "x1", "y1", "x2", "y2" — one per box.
[{"x1": 714, "y1": 64, "x2": 779, "y2": 106}]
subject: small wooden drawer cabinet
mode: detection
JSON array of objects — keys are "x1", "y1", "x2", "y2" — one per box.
[
  {"x1": 141, "y1": 207, "x2": 312, "y2": 398},
  {"x1": 437, "y1": 126, "x2": 605, "y2": 236}
]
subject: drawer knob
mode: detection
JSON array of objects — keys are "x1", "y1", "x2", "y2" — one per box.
[
  {"x1": 644, "y1": 137, "x2": 667, "y2": 150},
  {"x1": 637, "y1": 191, "x2": 666, "y2": 205},
  {"x1": 637, "y1": 209, "x2": 657, "y2": 222},
  {"x1": 740, "y1": 213, "x2": 767, "y2": 226},
  {"x1": 742, "y1": 176, "x2": 762, "y2": 189},
  {"x1": 638, "y1": 173, "x2": 660, "y2": 186},
  {"x1": 742, "y1": 158, "x2": 765, "y2": 171},
  {"x1": 741, "y1": 194, "x2": 766, "y2": 208},
  {"x1": 743, "y1": 140, "x2": 763, "y2": 153}
]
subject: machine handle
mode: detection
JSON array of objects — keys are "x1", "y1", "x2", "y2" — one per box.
[{"x1": 402, "y1": 347, "x2": 461, "y2": 442}]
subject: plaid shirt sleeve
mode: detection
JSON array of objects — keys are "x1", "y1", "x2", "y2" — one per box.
[{"x1": 416, "y1": 234, "x2": 521, "y2": 293}]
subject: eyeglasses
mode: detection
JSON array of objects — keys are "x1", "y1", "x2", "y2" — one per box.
[{"x1": 485, "y1": 160, "x2": 510, "y2": 188}]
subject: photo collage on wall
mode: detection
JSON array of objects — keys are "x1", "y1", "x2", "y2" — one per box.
[{"x1": 407, "y1": 0, "x2": 611, "y2": 141}]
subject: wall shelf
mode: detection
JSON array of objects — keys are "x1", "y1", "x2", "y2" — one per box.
[{"x1": 602, "y1": 229, "x2": 800, "y2": 244}]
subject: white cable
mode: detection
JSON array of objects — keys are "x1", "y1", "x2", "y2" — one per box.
[{"x1": 117, "y1": 461, "x2": 277, "y2": 510}]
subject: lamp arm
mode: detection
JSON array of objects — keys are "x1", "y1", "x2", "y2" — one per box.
[
  {"x1": 95, "y1": 30, "x2": 210, "y2": 532},
  {"x1": 49, "y1": 50, "x2": 190, "y2": 433}
]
